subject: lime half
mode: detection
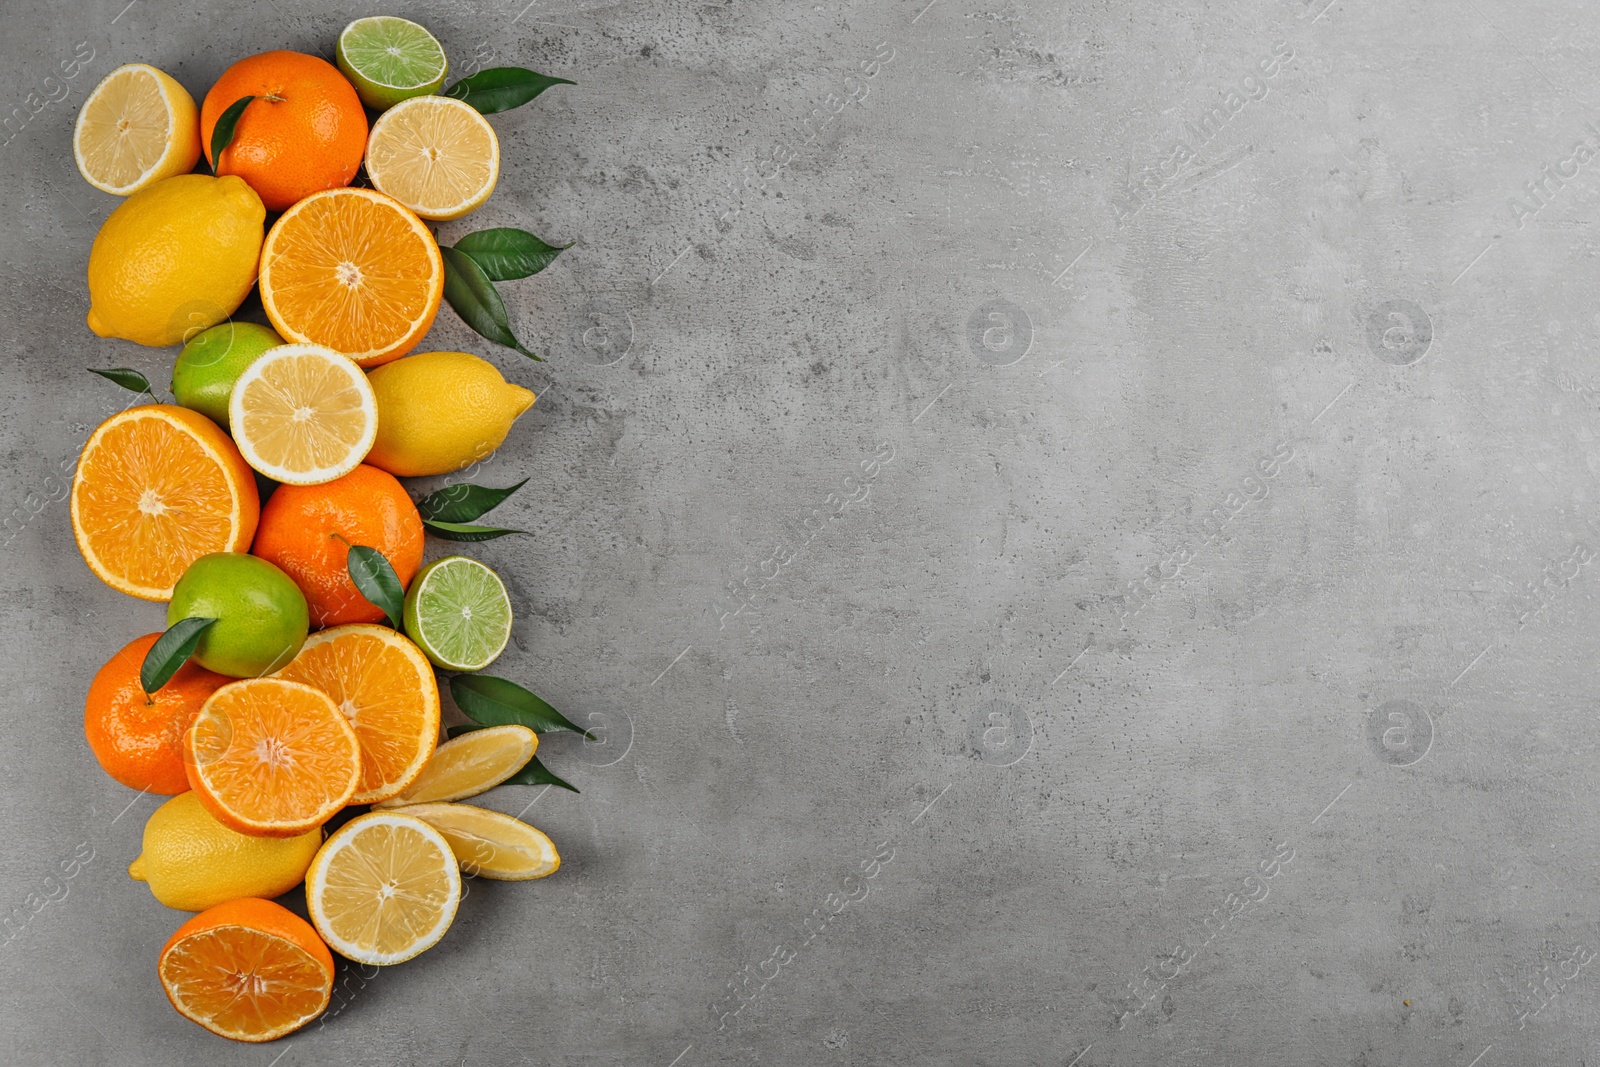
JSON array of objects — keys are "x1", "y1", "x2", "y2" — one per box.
[
  {"x1": 403, "y1": 556, "x2": 512, "y2": 671},
  {"x1": 336, "y1": 16, "x2": 448, "y2": 111}
]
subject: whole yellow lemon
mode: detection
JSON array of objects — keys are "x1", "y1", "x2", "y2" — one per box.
[
  {"x1": 365, "y1": 351, "x2": 536, "y2": 476},
  {"x1": 127, "y1": 791, "x2": 322, "y2": 911},
  {"x1": 86, "y1": 174, "x2": 265, "y2": 347}
]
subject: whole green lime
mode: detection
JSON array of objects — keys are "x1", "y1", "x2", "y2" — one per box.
[
  {"x1": 167, "y1": 553, "x2": 309, "y2": 678},
  {"x1": 171, "y1": 322, "x2": 283, "y2": 429}
]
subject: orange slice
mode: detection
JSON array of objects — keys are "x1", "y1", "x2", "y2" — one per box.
[
  {"x1": 275, "y1": 624, "x2": 441, "y2": 805},
  {"x1": 159, "y1": 896, "x2": 334, "y2": 1042},
  {"x1": 259, "y1": 187, "x2": 443, "y2": 368},
  {"x1": 185, "y1": 678, "x2": 361, "y2": 837},
  {"x1": 305, "y1": 811, "x2": 461, "y2": 965},
  {"x1": 71, "y1": 405, "x2": 259, "y2": 601},
  {"x1": 374, "y1": 723, "x2": 535, "y2": 807},
  {"x1": 228, "y1": 343, "x2": 377, "y2": 485}
]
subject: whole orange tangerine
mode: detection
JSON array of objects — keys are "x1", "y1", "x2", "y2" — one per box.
[
  {"x1": 84, "y1": 632, "x2": 230, "y2": 794},
  {"x1": 251, "y1": 464, "x2": 425, "y2": 628},
  {"x1": 201, "y1": 51, "x2": 367, "y2": 212}
]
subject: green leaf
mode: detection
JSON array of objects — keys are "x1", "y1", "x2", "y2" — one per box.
[
  {"x1": 347, "y1": 545, "x2": 405, "y2": 628},
  {"x1": 88, "y1": 367, "x2": 154, "y2": 396},
  {"x1": 416, "y1": 479, "x2": 528, "y2": 523},
  {"x1": 141, "y1": 617, "x2": 217, "y2": 693},
  {"x1": 446, "y1": 724, "x2": 579, "y2": 792},
  {"x1": 450, "y1": 674, "x2": 594, "y2": 738},
  {"x1": 504, "y1": 754, "x2": 579, "y2": 791},
  {"x1": 439, "y1": 245, "x2": 543, "y2": 360},
  {"x1": 210, "y1": 95, "x2": 255, "y2": 172},
  {"x1": 454, "y1": 230, "x2": 571, "y2": 281},
  {"x1": 443, "y1": 67, "x2": 573, "y2": 114},
  {"x1": 423, "y1": 519, "x2": 525, "y2": 542}
]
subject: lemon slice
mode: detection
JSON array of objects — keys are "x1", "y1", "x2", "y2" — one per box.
[
  {"x1": 400, "y1": 803, "x2": 560, "y2": 880},
  {"x1": 305, "y1": 811, "x2": 461, "y2": 966},
  {"x1": 228, "y1": 343, "x2": 378, "y2": 485},
  {"x1": 375, "y1": 724, "x2": 536, "y2": 807},
  {"x1": 74, "y1": 64, "x2": 201, "y2": 195},
  {"x1": 364, "y1": 95, "x2": 499, "y2": 221}
]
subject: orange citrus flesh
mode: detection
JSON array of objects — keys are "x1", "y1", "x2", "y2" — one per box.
[
  {"x1": 259, "y1": 187, "x2": 443, "y2": 368},
  {"x1": 185, "y1": 678, "x2": 361, "y2": 837},
  {"x1": 71, "y1": 405, "x2": 259, "y2": 600},
  {"x1": 275, "y1": 624, "x2": 441, "y2": 804},
  {"x1": 158, "y1": 896, "x2": 334, "y2": 1042}
]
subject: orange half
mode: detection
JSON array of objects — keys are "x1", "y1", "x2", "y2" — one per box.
[
  {"x1": 275, "y1": 624, "x2": 441, "y2": 804},
  {"x1": 259, "y1": 187, "x2": 443, "y2": 368},
  {"x1": 159, "y1": 896, "x2": 334, "y2": 1042},
  {"x1": 71, "y1": 405, "x2": 259, "y2": 601},
  {"x1": 185, "y1": 678, "x2": 361, "y2": 837}
]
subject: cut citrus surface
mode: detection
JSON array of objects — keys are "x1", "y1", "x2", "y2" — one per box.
[
  {"x1": 401, "y1": 803, "x2": 560, "y2": 881},
  {"x1": 375, "y1": 724, "x2": 535, "y2": 808},
  {"x1": 228, "y1": 343, "x2": 377, "y2": 485},
  {"x1": 185, "y1": 678, "x2": 361, "y2": 837},
  {"x1": 275, "y1": 624, "x2": 441, "y2": 804},
  {"x1": 74, "y1": 63, "x2": 201, "y2": 195},
  {"x1": 336, "y1": 17, "x2": 448, "y2": 111},
  {"x1": 259, "y1": 187, "x2": 443, "y2": 367},
  {"x1": 71, "y1": 405, "x2": 259, "y2": 600},
  {"x1": 158, "y1": 896, "x2": 334, "y2": 1042},
  {"x1": 305, "y1": 811, "x2": 461, "y2": 965},
  {"x1": 365, "y1": 95, "x2": 500, "y2": 221},
  {"x1": 402, "y1": 556, "x2": 513, "y2": 671}
]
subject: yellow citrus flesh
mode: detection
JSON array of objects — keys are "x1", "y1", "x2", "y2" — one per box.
[
  {"x1": 364, "y1": 95, "x2": 499, "y2": 221},
  {"x1": 401, "y1": 803, "x2": 559, "y2": 880},
  {"x1": 74, "y1": 63, "x2": 201, "y2": 195},
  {"x1": 275, "y1": 625, "x2": 441, "y2": 804},
  {"x1": 227, "y1": 344, "x2": 377, "y2": 486},
  {"x1": 258, "y1": 187, "x2": 443, "y2": 367},
  {"x1": 374, "y1": 724, "x2": 536, "y2": 807},
  {"x1": 186, "y1": 679, "x2": 361, "y2": 837},
  {"x1": 305, "y1": 811, "x2": 460, "y2": 965},
  {"x1": 71, "y1": 405, "x2": 259, "y2": 600}
]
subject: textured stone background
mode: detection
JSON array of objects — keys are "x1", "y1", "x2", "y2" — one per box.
[{"x1": 1, "y1": 0, "x2": 1596, "y2": 1063}]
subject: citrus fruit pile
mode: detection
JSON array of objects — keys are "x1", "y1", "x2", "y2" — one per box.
[{"x1": 67, "y1": 17, "x2": 584, "y2": 1044}]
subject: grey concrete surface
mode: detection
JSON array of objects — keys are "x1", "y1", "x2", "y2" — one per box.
[{"x1": 0, "y1": 0, "x2": 1595, "y2": 1063}]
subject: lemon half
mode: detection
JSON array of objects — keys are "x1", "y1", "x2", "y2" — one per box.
[{"x1": 74, "y1": 63, "x2": 201, "y2": 196}]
